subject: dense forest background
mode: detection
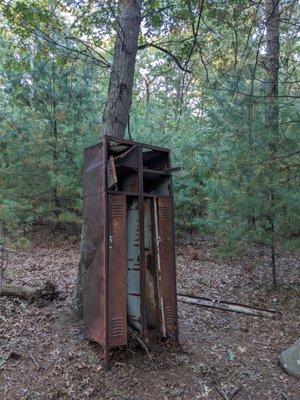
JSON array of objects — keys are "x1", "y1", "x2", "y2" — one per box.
[{"x1": 0, "y1": 0, "x2": 299, "y2": 273}]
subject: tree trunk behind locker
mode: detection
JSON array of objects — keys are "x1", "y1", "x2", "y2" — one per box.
[{"x1": 73, "y1": 0, "x2": 142, "y2": 317}]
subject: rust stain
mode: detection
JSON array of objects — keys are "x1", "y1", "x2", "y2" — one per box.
[{"x1": 83, "y1": 135, "x2": 178, "y2": 365}]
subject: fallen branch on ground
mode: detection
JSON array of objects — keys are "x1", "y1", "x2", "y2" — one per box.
[
  {"x1": 0, "y1": 281, "x2": 59, "y2": 302},
  {"x1": 216, "y1": 386, "x2": 230, "y2": 400},
  {"x1": 1, "y1": 285, "x2": 37, "y2": 300},
  {"x1": 28, "y1": 351, "x2": 42, "y2": 370},
  {"x1": 128, "y1": 327, "x2": 156, "y2": 368},
  {"x1": 216, "y1": 385, "x2": 241, "y2": 400},
  {"x1": 178, "y1": 293, "x2": 278, "y2": 318}
]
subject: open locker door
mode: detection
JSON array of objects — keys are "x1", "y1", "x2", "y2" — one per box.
[
  {"x1": 155, "y1": 197, "x2": 177, "y2": 337},
  {"x1": 83, "y1": 144, "x2": 106, "y2": 345}
]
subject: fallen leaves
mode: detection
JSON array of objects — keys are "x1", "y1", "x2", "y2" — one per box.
[{"x1": 0, "y1": 227, "x2": 299, "y2": 399}]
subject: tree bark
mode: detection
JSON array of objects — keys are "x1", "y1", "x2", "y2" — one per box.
[
  {"x1": 72, "y1": 0, "x2": 142, "y2": 317},
  {"x1": 265, "y1": 0, "x2": 280, "y2": 135},
  {"x1": 51, "y1": 60, "x2": 60, "y2": 219},
  {"x1": 265, "y1": 0, "x2": 280, "y2": 288},
  {"x1": 101, "y1": 0, "x2": 142, "y2": 138}
]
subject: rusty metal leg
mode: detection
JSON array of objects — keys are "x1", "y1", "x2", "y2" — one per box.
[
  {"x1": 175, "y1": 328, "x2": 179, "y2": 343},
  {"x1": 103, "y1": 347, "x2": 111, "y2": 370}
]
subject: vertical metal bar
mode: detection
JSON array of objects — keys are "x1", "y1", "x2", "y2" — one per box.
[
  {"x1": 153, "y1": 196, "x2": 166, "y2": 337},
  {"x1": 103, "y1": 136, "x2": 111, "y2": 368},
  {"x1": 138, "y1": 145, "x2": 147, "y2": 335},
  {"x1": 168, "y1": 157, "x2": 179, "y2": 342}
]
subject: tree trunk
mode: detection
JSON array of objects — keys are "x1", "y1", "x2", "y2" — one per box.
[
  {"x1": 51, "y1": 60, "x2": 60, "y2": 220},
  {"x1": 101, "y1": 0, "x2": 142, "y2": 138},
  {"x1": 265, "y1": 0, "x2": 279, "y2": 134},
  {"x1": 72, "y1": 0, "x2": 142, "y2": 317},
  {"x1": 265, "y1": 0, "x2": 280, "y2": 288}
]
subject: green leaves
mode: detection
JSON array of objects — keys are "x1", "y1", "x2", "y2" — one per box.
[{"x1": 0, "y1": 0, "x2": 298, "y2": 258}]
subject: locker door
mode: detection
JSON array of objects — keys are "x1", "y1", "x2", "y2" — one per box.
[
  {"x1": 83, "y1": 144, "x2": 106, "y2": 345},
  {"x1": 108, "y1": 194, "x2": 127, "y2": 347},
  {"x1": 156, "y1": 197, "x2": 177, "y2": 336}
]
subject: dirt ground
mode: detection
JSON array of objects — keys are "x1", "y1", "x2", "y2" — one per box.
[{"x1": 1, "y1": 228, "x2": 299, "y2": 400}]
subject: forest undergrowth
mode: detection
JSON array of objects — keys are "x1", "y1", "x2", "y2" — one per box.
[{"x1": 1, "y1": 227, "x2": 299, "y2": 400}]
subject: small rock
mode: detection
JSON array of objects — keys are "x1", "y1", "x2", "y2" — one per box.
[
  {"x1": 279, "y1": 339, "x2": 300, "y2": 379},
  {"x1": 169, "y1": 387, "x2": 184, "y2": 397},
  {"x1": 227, "y1": 350, "x2": 236, "y2": 361}
]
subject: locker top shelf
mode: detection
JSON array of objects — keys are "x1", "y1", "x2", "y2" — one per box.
[
  {"x1": 104, "y1": 134, "x2": 170, "y2": 153},
  {"x1": 143, "y1": 168, "x2": 169, "y2": 180},
  {"x1": 107, "y1": 190, "x2": 170, "y2": 198}
]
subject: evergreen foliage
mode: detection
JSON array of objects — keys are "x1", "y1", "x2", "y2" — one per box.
[{"x1": 0, "y1": 1, "x2": 299, "y2": 270}]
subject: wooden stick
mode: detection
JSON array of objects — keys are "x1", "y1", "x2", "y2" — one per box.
[
  {"x1": 230, "y1": 386, "x2": 242, "y2": 399},
  {"x1": 216, "y1": 386, "x2": 230, "y2": 400},
  {"x1": 1, "y1": 282, "x2": 58, "y2": 302},
  {"x1": 128, "y1": 327, "x2": 155, "y2": 368},
  {"x1": 0, "y1": 285, "x2": 37, "y2": 300},
  {"x1": 28, "y1": 351, "x2": 42, "y2": 370},
  {"x1": 216, "y1": 385, "x2": 241, "y2": 400},
  {"x1": 178, "y1": 294, "x2": 278, "y2": 318}
]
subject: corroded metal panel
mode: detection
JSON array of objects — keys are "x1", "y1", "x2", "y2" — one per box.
[
  {"x1": 108, "y1": 194, "x2": 127, "y2": 347},
  {"x1": 83, "y1": 136, "x2": 178, "y2": 361},
  {"x1": 157, "y1": 196, "x2": 178, "y2": 336},
  {"x1": 138, "y1": 146, "x2": 147, "y2": 335},
  {"x1": 144, "y1": 199, "x2": 158, "y2": 329},
  {"x1": 83, "y1": 143, "x2": 106, "y2": 345},
  {"x1": 126, "y1": 199, "x2": 142, "y2": 331}
]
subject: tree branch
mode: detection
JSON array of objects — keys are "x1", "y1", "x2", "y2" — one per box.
[{"x1": 138, "y1": 43, "x2": 192, "y2": 73}]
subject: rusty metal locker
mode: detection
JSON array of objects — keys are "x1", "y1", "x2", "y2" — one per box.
[{"x1": 83, "y1": 135, "x2": 178, "y2": 364}]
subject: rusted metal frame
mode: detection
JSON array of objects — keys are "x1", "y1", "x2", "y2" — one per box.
[
  {"x1": 107, "y1": 190, "x2": 171, "y2": 198},
  {"x1": 108, "y1": 190, "x2": 139, "y2": 196},
  {"x1": 153, "y1": 196, "x2": 166, "y2": 337},
  {"x1": 105, "y1": 134, "x2": 170, "y2": 153},
  {"x1": 108, "y1": 191, "x2": 176, "y2": 201},
  {"x1": 138, "y1": 145, "x2": 147, "y2": 335},
  {"x1": 84, "y1": 141, "x2": 103, "y2": 152},
  {"x1": 103, "y1": 136, "x2": 110, "y2": 368},
  {"x1": 168, "y1": 156, "x2": 179, "y2": 342}
]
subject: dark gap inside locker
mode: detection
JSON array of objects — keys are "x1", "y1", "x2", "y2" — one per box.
[{"x1": 83, "y1": 135, "x2": 178, "y2": 362}]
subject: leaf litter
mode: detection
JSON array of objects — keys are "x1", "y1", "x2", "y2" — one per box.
[{"x1": 0, "y1": 227, "x2": 299, "y2": 399}]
